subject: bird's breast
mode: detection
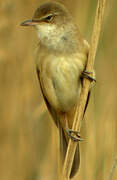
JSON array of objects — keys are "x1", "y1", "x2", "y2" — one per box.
[{"x1": 39, "y1": 53, "x2": 86, "y2": 112}]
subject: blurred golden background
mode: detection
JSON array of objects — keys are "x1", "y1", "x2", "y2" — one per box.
[{"x1": 0, "y1": 0, "x2": 117, "y2": 179}]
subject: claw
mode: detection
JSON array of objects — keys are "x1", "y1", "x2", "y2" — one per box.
[
  {"x1": 66, "y1": 128, "x2": 84, "y2": 142},
  {"x1": 82, "y1": 70, "x2": 96, "y2": 82}
]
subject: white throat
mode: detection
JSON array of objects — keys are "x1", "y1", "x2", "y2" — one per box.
[
  {"x1": 36, "y1": 24, "x2": 61, "y2": 47},
  {"x1": 35, "y1": 23, "x2": 78, "y2": 53}
]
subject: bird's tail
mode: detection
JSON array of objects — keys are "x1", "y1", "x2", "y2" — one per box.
[
  {"x1": 58, "y1": 121, "x2": 80, "y2": 178},
  {"x1": 45, "y1": 101, "x2": 80, "y2": 178}
]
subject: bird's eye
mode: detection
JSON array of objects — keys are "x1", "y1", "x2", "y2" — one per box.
[{"x1": 45, "y1": 15, "x2": 53, "y2": 22}]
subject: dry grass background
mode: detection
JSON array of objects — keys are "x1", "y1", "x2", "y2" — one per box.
[{"x1": 0, "y1": 0, "x2": 117, "y2": 180}]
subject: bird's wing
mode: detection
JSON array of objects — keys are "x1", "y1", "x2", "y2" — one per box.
[
  {"x1": 36, "y1": 67, "x2": 58, "y2": 127},
  {"x1": 36, "y1": 67, "x2": 80, "y2": 178}
]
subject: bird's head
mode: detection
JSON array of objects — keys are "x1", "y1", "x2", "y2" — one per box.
[{"x1": 20, "y1": 2, "x2": 81, "y2": 52}]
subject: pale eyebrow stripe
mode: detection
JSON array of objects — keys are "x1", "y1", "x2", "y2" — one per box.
[{"x1": 33, "y1": 13, "x2": 59, "y2": 22}]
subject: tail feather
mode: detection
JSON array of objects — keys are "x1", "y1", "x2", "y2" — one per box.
[{"x1": 43, "y1": 98, "x2": 80, "y2": 178}]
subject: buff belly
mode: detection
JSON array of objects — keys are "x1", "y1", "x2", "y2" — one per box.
[{"x1": 40, "y1": 55, "x2": 83, "y2": 112}]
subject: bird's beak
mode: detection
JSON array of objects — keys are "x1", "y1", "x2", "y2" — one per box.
[{"x1": 20, "y1": 19, "x2": 37, "y2": 26}]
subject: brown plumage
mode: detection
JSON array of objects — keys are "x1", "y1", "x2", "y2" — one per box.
[{"x1": 21, "y1": 1, "x2": 89, "y2": 178}]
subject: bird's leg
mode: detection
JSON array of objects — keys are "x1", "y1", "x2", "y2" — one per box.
[
  {"x1": 65, "y1": 115, "x2": 83, "y2": 142},
  {"x1": 82, "y1": 70, "x2": 96, "y2": 82}
]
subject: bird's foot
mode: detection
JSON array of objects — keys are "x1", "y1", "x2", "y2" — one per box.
[
  {"x1": 66, "y1": 128, "x2": 83, "y2": 142},
  {"x1": 82, "y1": 70, "x2": 96, "y2": 82}
]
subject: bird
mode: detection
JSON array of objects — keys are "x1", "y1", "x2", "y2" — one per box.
[{"x1": 20, "y1": 1, "x2": 91, "y2": 178}]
